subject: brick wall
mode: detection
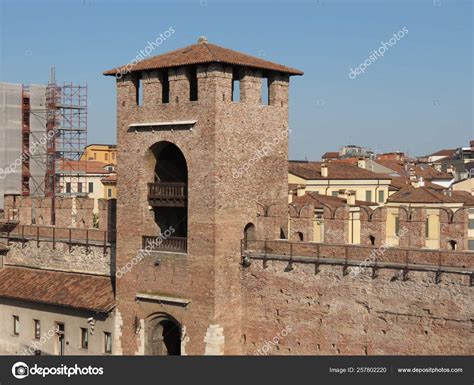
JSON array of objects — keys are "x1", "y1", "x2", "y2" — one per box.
[{"x1": 241, "y1": 257, "x2": 473, "y2": 355}]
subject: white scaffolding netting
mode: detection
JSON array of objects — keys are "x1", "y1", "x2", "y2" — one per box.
[
  {"x1": 0, "y1": 82, "x2": 22, "y2": 210},
  {"x1": 29, "y1": 84, "x2": 47, "y2": 197}
]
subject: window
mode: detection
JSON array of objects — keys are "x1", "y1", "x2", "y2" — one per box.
[
  {"x1": 378, "y1": 190, "x2": 385, "y2": 203},
  {"x1": 88, "y1": 182, "x2": 94, "y2": 193},
  {"x1": 425, "y1": 218, "x2": 429, "y2": 238},
  {"x1": 34, "y1": 319, "x2": 40, "y2": 340},
  {"x1": 162, "y1": 70, "x2": 170, "y2": 103},
  {"x1": 104, "y1": 332, "x2": 112, "y2": 353},
  {"x1": 80, "y1": 328, "x2": 88, "y2": 350},
  {"x1": 112, "y1": 152, "x2": 116, "y2": 161},
  {"x1": 365, "y1": 190, "x2": 372, "y2": 202},
  {"x1": 13, "y1": 315, "x2": 20, "y2": 335},
  {"x1": 93, "y1": 152, "x2": 97, "y2": 160},
  {"x1": 261, "y1": 77, "x2": 269, "y2": 105},
  {"x1": 189, "y1": 66, "x2": 198, "y2": 101},
  {"x1": 469, "y1": 219, "x2": 474, "y2": 229},
  {"x1": 332, "y1": 191, "x2": 338, "y2": 197},
  {"x1": 107, "y1": 188, "x2": 112, "y2": 198},
  {"x1": 136, "y1": 75, "x2": 143, "y2": 106},
  {"x1": 394, "y1": 217, "x2": 400, "y2": 236},
  {"x1": 105, "y1": 153, "x2": 109, "y2": 161},
  {"x1": 468, "y1": 240, "x2": 474, "y2": 251},
  {"x1": 231, "y1": 70, "x2": 240, "y2": 102},
  {"x1": 77, "y1": 183, "x2": 83, "y2": 193},
  {"x1": 66, "y1": 182, "x2": 71, "y2": 193}
]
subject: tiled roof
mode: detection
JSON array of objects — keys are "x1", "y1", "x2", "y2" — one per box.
[
  {"x1": 0, "y1": 267, "x2": 115, "y2": 313},
  {"x1": 289, "y1": 161, "x2": 390, "y2": 180},
  {"x1": 387, "y1": 186, "x2": 461, "y2": 204},
  {"x1": 292, "y1": 191, "x2": 376, "y2": 208},
  {"x1": 321, "y1": 151, "x2": 338, "y2": 159},
  {"x1": 58, "y1": 160, "x2": 112, "y2": 175},
  {"x1": 449, "y1": 190, "x2": 474, "y2": 206},
  {"x1": 429, "y1": 149, "x2": 456, "y2": 157},
  {"x1": 375, "y1": 160, "x2": 452, "y2": 180},
  {"x1": 101, "y1": 174, "x2": 117, "y2": 183},
  {"x1": 387, "y1": 176, "x2": 444, "y2": 191},
  {"x1": 104, "y1": 41, "x2": 303, "y2": 76}
]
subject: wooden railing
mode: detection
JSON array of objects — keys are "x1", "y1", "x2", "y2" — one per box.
[
  {"x1": 142, "y1": 235, "x2": 187, "y2": 253},
  {"x1": 148, "y1": 182, "x2": 187, "y2": 206}
]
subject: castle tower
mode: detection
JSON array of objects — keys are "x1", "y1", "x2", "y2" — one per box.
[{"x1": 104, "y1": 37, "x2": 302, "y2": 355}]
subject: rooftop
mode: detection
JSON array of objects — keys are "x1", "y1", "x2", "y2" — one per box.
[
  {"x1": 289, "y1": 161, "x2": 390, "y2": 180},
  {"x1": 387, "y1": 186, "x2": 469, "y2": 205},
  {"x1": 292, "y1": 191, "x2": 376, "y2": 208},
  {"x1": 104, "y1": 39, "x2": 303, "y2": 76},
  {"x1": 0, "y1": 267, "x2": 115, "y2": 313}
]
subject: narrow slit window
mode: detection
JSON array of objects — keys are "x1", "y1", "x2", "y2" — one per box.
[
  {"x1": 232, "y1": 71, "x2": 240, "y2": 102},
  {"x1": 136, "y1": 76, "x2": 143, "y2": 106},
  {"x1": 162, "y1": 70, "x2": 170, "y2": 104},
  {"x1": 261, "y1": 77, "x2": 269, "y2": 105},
  {"x1": 189, "y1": 67, "x2": 198, "y2": 101}
]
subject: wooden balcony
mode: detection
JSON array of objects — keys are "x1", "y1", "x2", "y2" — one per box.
[
  {"x1": 142, "y1": 235, "x2": 187, "y2": 253},
  {"x1": 147, "y1": 182, "x2": 187, "y2": 207}
]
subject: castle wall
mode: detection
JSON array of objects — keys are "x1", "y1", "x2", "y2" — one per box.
[{"x1": 241, "y1": 258, "x2": 473, "y2": 355}]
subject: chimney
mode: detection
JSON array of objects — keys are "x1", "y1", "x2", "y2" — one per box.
[
  {"x1": 357, "y1": 159, "x2": 366, "y2": 169},
  {"x1": 337, "y1": 189, "x2": 346, "y2": 200},
  {"x1": 198, "y1": 36, "x2": 208, "y2": 44},
  {"x1": 297, "y1": 185, "x2": 306, "y2": 197},
  {"x1": 347, "y1": 190, "x2": 356, "y2": 205},
  {"x1": 321, "y1": 163, "x2": 328, "y2": 177}
]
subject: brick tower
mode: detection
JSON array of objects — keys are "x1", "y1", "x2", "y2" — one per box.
[{"x1": 104, "y1": 37, "x2": 302, "y2": 355}]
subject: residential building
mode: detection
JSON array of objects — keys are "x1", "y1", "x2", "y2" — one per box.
[
  {"x1": 57, "y1": 160, "x2": 116, "y2": 212},
  {"x1": 289, "y1": 161, "x2": 392, "y2": 204},
  {"x1": 81, "y1": 144, "x2": 117, "y2": 165}
]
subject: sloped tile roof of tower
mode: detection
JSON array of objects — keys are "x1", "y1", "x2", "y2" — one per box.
[{"x1": 104, "y1": 41, "x2": 303, "y2": 76}]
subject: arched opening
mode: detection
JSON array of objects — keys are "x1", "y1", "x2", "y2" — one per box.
[
  {"x1": 296, "y1": 231, "x2": 304, "y2": 241},
  {"x1": 243, "y1": 223, "x2": 256, "y2": 248},
  {"x1": 145, "y1": 141, "x2": 188, "y2": 252},
  {"x1": 368, "y1": 235, "x2": 375, "y2": 245},
  {"x1": 146, "y1": 315, "x2": 181, "y2": 356},
  {"x1": 449, "y1": 240, "x2": 457, "y2": 250}
]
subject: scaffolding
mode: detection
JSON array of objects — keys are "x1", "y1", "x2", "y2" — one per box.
[
  {"x1": 55, "y1": 82, "x2": 88, "y2": 197},
  {"x1": 0, "y1": 70, "x2": 88, "y2": 215}
]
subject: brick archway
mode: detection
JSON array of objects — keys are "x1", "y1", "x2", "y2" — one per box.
[{"x1": 145, "y1": 313, "x2": 182, "y2": 356}]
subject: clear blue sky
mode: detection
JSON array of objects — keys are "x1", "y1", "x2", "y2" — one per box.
[{"x1": 1, "y1": 0, "x2": 472, "y2": 159}]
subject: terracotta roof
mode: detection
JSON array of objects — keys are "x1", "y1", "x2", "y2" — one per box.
[
  {"x1": 58, "y1": 160, "x2": 112, "y2": 175},
  {"x1": 292, "y1": 191, "x2": 376, "y2": 208},
  {"x1": 0, "y1": 267, "x2": 115, "y2": 313},
  {"x1": 387, "y1": 176, "x2": 444, "y2": 191},
  {"x1": 104, "y1": 40, "x2": 303, "y2": 76},
  {"x1": 321, "y1": 151, "x2": 338, "y2": 159},
  {"x1": 101, "y1": 174, "x2": 117, "y2": 183},
  {"x1": 375, "y1": 160, "x2": 452, "y2": 180},
  {"x1": 387, "y1": 186, "x2": 462, "y2": 204},
  {"x1": 449, "y1": 190, "x2": 474, "y2": 206},
  {"x1": 289, "y1": 161, "x2": 390, "y2": 180},
  {"x1": 429, "y1": 149, "x2": 456, "y2": 157}
]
